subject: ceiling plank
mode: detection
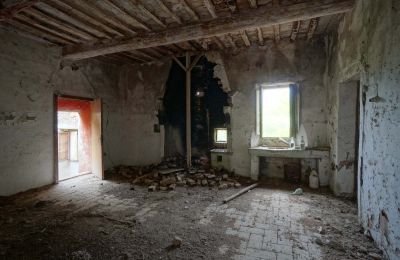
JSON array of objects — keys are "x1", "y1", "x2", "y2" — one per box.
[
  {"x1": 101, "y1": 0, "x2": 150, "y2": 31},
  {"x1": 0, "y1": 0, "x2": 39, "y2": 21},
  {"x1": 154, "y1": 0, "x2": 182, "y2": 24},
  {"x1": 6, "y1": 18, "x2": 72, "y2": 44},
  {"x1": 15, "y1": 13, "x2": 82, "y2": 43},
  {"x1": 181, "y1": 0, "x2": 200, "y2": 21},
  {"x1": 43, "y1": 0, "x2": 121, "y2": 38},
  {"x1": 203, "y1": 0, "x2": 217, "y2": 19},
  {"x1": 68, "y1": 0, "x2": 137, "y2": 36},
  {"x1": 63, "y1": 0, "x2": 354, "y2": 60},
  {"x1": 22, "y1": 7, "x2": 96, "y2": 41},
  {"x1": 134, "y1": 1, "x2": 166, "y2": 28}
]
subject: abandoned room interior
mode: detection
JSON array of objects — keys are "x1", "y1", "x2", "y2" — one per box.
[{"x1": 0, "y1": 0, "x2": 399, "y2": 259}]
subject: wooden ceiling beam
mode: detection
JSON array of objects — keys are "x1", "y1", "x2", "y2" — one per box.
[
  {"x1": 154, "y1": 0, "x2": 182, "y2": 24},
  {"x1": 63, "y1": 0, "x2": 354, "y2": 60},
  {"x1": 203, "y1": 0, "x2": 217, "y2": 19},
  {"x1": 0, "y1": 0, "x2": 39, "y2": 21}
]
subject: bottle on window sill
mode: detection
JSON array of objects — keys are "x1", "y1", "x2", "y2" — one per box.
[
  {"x1": 290, "y1": 137, "x2": 295, "y2": 149},
  {"x1": 300, "y1": 136, "x2": 305, "y2": 150}
]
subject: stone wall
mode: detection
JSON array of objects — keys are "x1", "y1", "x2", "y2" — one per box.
[{"x1": 325, "y1": 0, "x2": 400, "y2": 258}]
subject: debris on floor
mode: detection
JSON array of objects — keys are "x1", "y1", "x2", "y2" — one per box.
[
  {"x1": 292, "y1": 187, "x2": 304, "y2": 195},
  {"x1": 106, "y1": 156, "x2": 251, "y2": 191}
]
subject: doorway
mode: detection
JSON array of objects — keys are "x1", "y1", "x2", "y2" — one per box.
[{"x1": 55, "y1": 96, "x2": 103, "y2": 182}]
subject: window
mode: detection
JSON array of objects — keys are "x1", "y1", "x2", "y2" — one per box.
[
  {"x1": 214, "y1": 128, "x2": 228, "y2": 143},
  {"x1": 257, "y1": 83, "x2": 299, "y2": 140}
]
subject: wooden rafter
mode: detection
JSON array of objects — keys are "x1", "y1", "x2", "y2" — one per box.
[
  {"x1": 134, "y1": 1, "x2": 166, "y2": 28},
  {"x1": 273, "y1": 24, "x2": 280, "y2": 43},
  {"x1": 240, "y1": 30, "x2": 251, "y2": 47},
  {"x1": 0, "y1": 0, "x2": 39, "y2": 21},
  {"x1": 43, "y1": 0, "x2": 122, "y2": 38},
  {"x1": 67, "y1": 0, "x2": 137, "y2": 36},
  {"x1": 290, "y1": 20, "x2": 300, "y2": 42},
  {"x1": 15, "y1": 13, "x2": 81, "y2": 43},
  {"x1": 6, "y1": 18, "x2": 72, "y2": 44},
  {"x1": 154, "y1": 0, "x2": 182, "y2": 24},
  {"x1": 203, "y1": 0, "x2": 217, "y2": 19},
  {"x1": 225, "y1": 34, "x2": 237, "y2": 50},
  {"x1": 213, "y1": 36, "x2": 225, "y2": 50},
  {"x1": 248, "y1": 0, "x2": 257, "y2": 8},
  {"x1": 22, "y1": 7, "x2": 95, "y2": 41},
  {"x1": 63, "y1": 0, "x2": 355, "y2": 60},
  {"x1": 181, "y1": 0, "x2": 200, "y2": 21},
  {"x1": 256, "y1": 27, "x2": 264, "y2": 45},
  {"x1": 101, "y1": 0, "x2": 150, "y2": 31},
  {"x1": 307, "y1": 17, "x2": 319, "y2": 41}
]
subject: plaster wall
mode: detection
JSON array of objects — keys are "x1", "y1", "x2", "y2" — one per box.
[
  {"x1": 217, "y1": 42, "x2": 328, "y2": 181},
  {"x1": 113, "y1": 62, "x2": 171, "y2": 166},
  {"x1": 0, "y1": 27, "x2": 169, "y2": 196},
  {"x1": 325, "y1": 0, "x2": 400, "y2": 258}
]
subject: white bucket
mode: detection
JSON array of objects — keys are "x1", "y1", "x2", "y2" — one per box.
[{"x1": 309, "y1": 170, "x2": 319, "y2": 189}]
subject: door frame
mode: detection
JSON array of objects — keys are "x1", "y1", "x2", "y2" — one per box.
[{"x1": 53, "y1": 93, "x2": 100, "y2": 183}]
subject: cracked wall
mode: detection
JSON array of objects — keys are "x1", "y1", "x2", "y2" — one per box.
[{"x1": 325, "y1": 0, "x2": 400, "y2": 258}]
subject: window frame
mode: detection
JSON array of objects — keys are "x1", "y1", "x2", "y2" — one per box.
[
  {"x1": 256, "y1": 83, "x2": 300, "y2": 142},
  {"x1": 214, "y1": 128, "x2": 228, "y2": 144}
]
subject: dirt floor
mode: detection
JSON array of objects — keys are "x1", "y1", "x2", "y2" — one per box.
[{"x1": 0, "y1": 174, "x2": 384, "y2": 260}]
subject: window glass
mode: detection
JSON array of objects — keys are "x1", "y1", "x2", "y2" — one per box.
[
  {"x1": 215, "y1": 128, "x2": 227, "y2": 143},
  {"x1": 261, "y1": 86, "x2": 290, "y2": 138}
]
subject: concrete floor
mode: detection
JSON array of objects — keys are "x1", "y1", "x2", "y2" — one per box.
[{"x1": 0, "y1": 175, "x2": 382, "y2": 260}]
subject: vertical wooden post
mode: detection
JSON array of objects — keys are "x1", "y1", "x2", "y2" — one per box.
[{"x1": 185, "y1": 52, "x2": 192, "y2": 168}]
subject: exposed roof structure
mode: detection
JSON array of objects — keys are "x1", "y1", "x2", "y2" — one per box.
[{"x1": 0, "y1": 0, "x2": 354, "y2": 64}]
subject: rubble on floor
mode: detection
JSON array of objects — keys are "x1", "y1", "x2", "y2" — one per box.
[{"x1": 106, "y1": 157, "x2": 251, "y2": 191}]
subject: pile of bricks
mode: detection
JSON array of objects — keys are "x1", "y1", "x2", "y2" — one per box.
[{"x1": 106, "y1": 157, "x2": 245, "y2": 191}]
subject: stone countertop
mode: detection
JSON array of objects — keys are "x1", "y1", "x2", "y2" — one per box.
[
  {"x1": 248, "y1": 146, "x2": 329, "y2": 159},
  {"x1": 210, "y1": 149, "x2": 232, "y2": 154}
]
